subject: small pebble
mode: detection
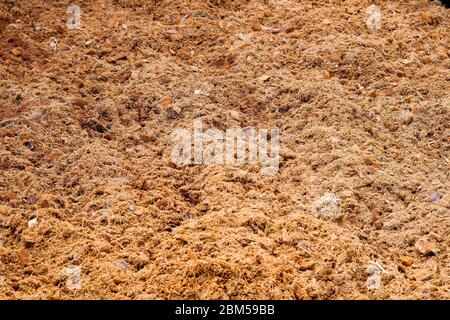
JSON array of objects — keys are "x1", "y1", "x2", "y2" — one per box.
[
  {"x1": 429, "y1": 193, "x2": 440, "y2": 202},
  {"x1": 399, "y1": 110, "x2": 413, "y2": 125},
  {"x1": 366, "y1": 263, "x2": 382, "y2": 290},
  {"x1": 415, "y1": 237, "x2": 437, "y2": 256},
  {"x1": 259, "y1": 75, "x2": 270, "y2": 82},
  {"x1": 116, "y1": 261, "x2": 130, "y2": 269},
  {"x1": 58, "y1": 266, "x2": 81, "y2": 290},
  {"x1": 30, "y1": 111, "x2": 43, "y2": 121},
  {"x1": 400, "y1": 256, "x2": 414, "y2": 267},
  {"x1": 49, "y1": 37, "x2": 58, "y2": 51},
  {"x1": 374, "y1": 219, "x2": 384, "y2": 230},
  {"x1": 172, "y1": 106, "x2": 182, "y2": 115},
  {"x1": 250, "y1": 22, "x2": 261, "y2": 31},
  {"x1": 28, "y1": 217, "x2": 38, "y2": 228}
]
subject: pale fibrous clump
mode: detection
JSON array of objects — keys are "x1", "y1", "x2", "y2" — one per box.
[
  {"x1": 399, "y1": 109, "x2": 414, "y2": 125},
  {"x1": 366, "y1": 263, "x2": 382, "y2": 291}
]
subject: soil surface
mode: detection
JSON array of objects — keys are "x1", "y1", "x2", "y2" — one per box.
[{"x1": 0, "y1": 0, "x2": 449, "y2": 299}]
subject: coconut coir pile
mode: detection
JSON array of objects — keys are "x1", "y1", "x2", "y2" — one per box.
[{"x1": 0, "y1": 0, "x2": 449, "y2": 299}]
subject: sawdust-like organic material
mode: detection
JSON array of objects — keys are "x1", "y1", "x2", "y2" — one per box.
[{"x1": 0, "y1": 0, "x2": 449, "y2": 299}]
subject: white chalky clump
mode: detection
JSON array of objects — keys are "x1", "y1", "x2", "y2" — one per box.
[{"x1": 366, "y1": 5, "x2": 382, "y2": 30}]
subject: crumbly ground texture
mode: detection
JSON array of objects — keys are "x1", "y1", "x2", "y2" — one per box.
[{"x1": 0, "y1": 0, "x2": 449, "y2": 300}]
